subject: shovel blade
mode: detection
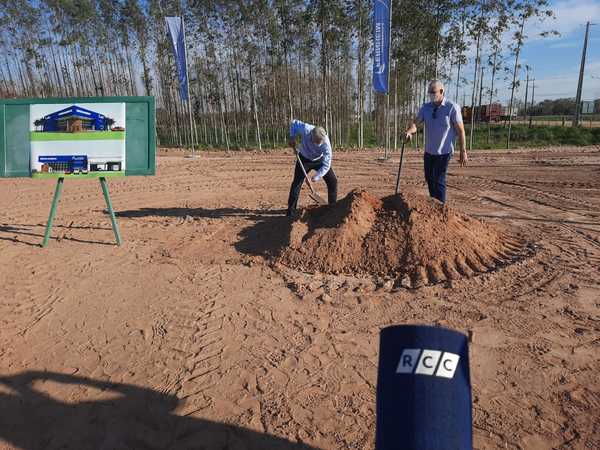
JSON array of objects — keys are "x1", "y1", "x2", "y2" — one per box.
[
  {"x1": 309, "y1": 191, "x2": 328, "y2": 205},
  {"x1": 302, "y1": 178, "x2": 327, "y2": 205}
]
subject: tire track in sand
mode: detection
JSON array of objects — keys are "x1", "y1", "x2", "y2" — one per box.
[{"x1": 151, "y1": 264, "x2": 229, "y2": 417}]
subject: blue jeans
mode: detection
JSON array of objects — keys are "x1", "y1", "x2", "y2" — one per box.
[{"x1": 424, "y1": 152, "x2": 451, "y2": 203}]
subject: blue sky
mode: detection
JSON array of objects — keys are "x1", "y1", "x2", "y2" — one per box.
[
  {"x1": 445, "y1": 0, "x2": 600, "y2": 105},
  {"x1": 520, "y1": 0, "x2": 600, "y2": 102}
]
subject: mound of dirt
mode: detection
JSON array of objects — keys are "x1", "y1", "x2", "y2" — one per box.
[{"x1": 278, "y1": 189, "x2": 530, "y2": 287}]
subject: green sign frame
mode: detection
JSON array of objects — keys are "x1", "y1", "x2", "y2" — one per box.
[{"x1": 0, "y1": 96, "x2": 156, "y2": 178}]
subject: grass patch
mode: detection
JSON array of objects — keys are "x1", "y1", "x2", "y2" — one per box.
[
  {"x1": 31, "y1": 131, "x2": 125, "y2": 141},
  {"x1": 157, "y1": 122, "x2": 600, "y2": 151},
  {"x1": 31, "y1": 171, "x2": 125, "y2": 179},
  {"x1": 468, "y1": 124, "x2": 600, "y2": 149}
]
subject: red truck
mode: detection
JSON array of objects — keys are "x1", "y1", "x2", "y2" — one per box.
[{"x1": 461, "y1": 103, "x2": 504, "y2": 122}]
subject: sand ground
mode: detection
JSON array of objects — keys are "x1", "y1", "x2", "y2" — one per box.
[{"x1": 0, "y1": 146, "x2": 599, "y2": 449}]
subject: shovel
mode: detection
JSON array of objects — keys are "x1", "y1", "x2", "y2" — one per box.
[
  {"x1": 295, "y1": 152, "x2": 327, "y2": 205},
  {"x1": 394, "y1": 137, "x2": 409, "y2": 195}
]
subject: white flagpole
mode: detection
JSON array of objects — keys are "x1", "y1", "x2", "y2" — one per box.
[
  {"x1": 181, "y1": 16, "x2": 195, "y2": 154},
  {"x1": 384, "y1": 0, "x2": 392, "y2": 159}
]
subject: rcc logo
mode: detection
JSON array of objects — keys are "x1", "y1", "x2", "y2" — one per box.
[{"x1": 396, "y1": 349, "x2": 460, "y2": 379}]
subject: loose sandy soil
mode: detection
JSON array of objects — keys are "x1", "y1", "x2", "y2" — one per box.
[
  {"x1": 279, "y1": 189, "x2": 530, "y2": 284},
  {"x1": 1, "y1": 146, "x2": 599, "y2": 449}
]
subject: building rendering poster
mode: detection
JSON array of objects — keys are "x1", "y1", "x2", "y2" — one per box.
[{"x1": 30, "y1": 103, "x2": 126, "y2": 177}]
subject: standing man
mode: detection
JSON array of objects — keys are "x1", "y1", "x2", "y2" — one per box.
[
  {"x1": 287, "y1": 119, "x2": 337, "y2": 216},
  {"x1": 404, "y1": 80, "x2": 468, "y2": 203}
]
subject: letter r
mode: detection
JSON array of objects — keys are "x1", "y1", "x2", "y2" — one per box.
[{"x1": 396, "y1": 349, "x2": 421, "y2": 374}]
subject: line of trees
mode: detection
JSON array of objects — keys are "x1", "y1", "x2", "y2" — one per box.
[
  {"x1": 523, "y1": 98, "x2": 600, "y2": 116},
  {"x1": 0, "y1": 0, "x2": 555, "y2": 150}
]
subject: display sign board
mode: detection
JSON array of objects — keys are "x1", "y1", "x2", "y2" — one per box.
[
  {"x1": 0, "y1": 96, "x2": 155, "y2": 178},
  {"x1": 581, "y1": 101, "x2": 595, "y2": 115}
]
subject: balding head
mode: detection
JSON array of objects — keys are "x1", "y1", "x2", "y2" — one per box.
[
  {"x1": 311, "y1": 126, "x2": 327, "y2": 145},
  {"x1": 429, "y1": 80, "x2": 444, "y2": 91}
]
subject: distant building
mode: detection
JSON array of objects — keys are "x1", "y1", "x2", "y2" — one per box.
[{"x1": 40, "y1": 105, "x2": 111, "y2": 132}]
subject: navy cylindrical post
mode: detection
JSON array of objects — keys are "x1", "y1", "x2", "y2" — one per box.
[{"x1": 375, "y1": 325, "x2": 472, "y2": 450}]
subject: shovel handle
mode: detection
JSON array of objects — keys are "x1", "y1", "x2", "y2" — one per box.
[
  {"x1": 395, "y1": 140, "x2": 406, "y2": 195},
  {"x1": 296, "y1": 153, "x2": 318, "y2": 195}
]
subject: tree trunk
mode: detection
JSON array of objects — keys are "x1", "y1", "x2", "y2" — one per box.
[
  {"x1": 507, "y1": 15, "x2": 526, "y2": 149},
  {"x1": 249, "y1": 64, "x2": 262, "y2": 150},
  {"x1": 285, "y1": 47, "x2": 293, "y2": 121},
  {"x1": 487, "y1": 50, "x2": 498, "y2": 144},
  {"x1": 468, "y1": 27, "x2": 482, "y2": 152},
  {"x1": 320, "y1": 0, "x2": 329, "y2": 131}
]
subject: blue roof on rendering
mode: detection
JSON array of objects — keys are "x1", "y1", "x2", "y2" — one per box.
[{"x1": 43, "y1": 105, "x2": 104, "y2": 120}]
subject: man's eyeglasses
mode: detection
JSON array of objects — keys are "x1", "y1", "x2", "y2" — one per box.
[{"x1": 432, "y1": 105, "x2": 439, "y2": 119}]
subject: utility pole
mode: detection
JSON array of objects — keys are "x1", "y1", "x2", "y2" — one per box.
[
  {"x1": 528, "y1": 79, "x2": 536, "y2": 128},
  {"x1": 573, "y1": 21, "x2": 593, "y2": 127}
]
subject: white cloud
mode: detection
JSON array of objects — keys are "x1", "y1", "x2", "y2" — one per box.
[
  {"x1": 527, "y1": 0, "x2": 600, "y2": 40},
  {"x1": 526, "y1": 59, "x2": 600, "y2": 102},
  {"x1": 447, "y1": 0, "x2": 598, "y2": 58},
  {"x1": 444, "y1": 60, "x2": 600, "y2": 104},
  {"x1": 437, "y1": 0, "x2": 600, "y2": 103},
  {"x1": 454, "y1": 1, "x2": 593, "y2": 58}
]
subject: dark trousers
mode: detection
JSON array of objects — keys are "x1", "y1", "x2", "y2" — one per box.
[
  {"x1": 424, "y1": 152, "x2": 451, "y2": 203},
  {"x1": 287, "y1": 155, "x2": 337, "y2": 212}
]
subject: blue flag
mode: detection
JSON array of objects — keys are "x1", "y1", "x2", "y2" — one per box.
[
  {"x1": 373, "y1": 0, "x2": 390, "y2": 94},
  {"x1": 166, "y1": 16, "x2": 189, "y2": 101}
]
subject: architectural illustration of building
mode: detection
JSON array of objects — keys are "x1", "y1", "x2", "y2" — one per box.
[{"x1": 39, "y1": 105, "x2": 114, "y2": 132}]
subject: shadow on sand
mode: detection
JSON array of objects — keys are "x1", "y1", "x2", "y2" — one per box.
[
  {"x1": 115, "y1": 206, "x2": 294, "y2": 259},
  {"x1": 0, "y1": 371, "x2": 318, "y2": 450},
  {"x1": 115, "y1": 207, "x2": 286, "y2": 222},
  {"x1": 0, "y1": 223, "x2": 117, "y2": 247}
]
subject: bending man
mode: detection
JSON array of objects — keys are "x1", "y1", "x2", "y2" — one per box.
[
  {"x1": 287, "y1": 119, "x2": 337, "y2": 216},
  {"x1": 405, "y1": 80, "x2": 468, "y2": 203}
]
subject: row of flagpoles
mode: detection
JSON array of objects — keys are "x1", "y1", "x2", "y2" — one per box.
[{"x1": 165, "y1": 1, "x2": 392, "y2": 153}]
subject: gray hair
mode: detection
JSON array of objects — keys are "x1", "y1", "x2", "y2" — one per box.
[
  {"x1": 311, "y1": 126, "x2": 327, "y2": 142},
  {"x1": 429, "y1": 79, "x2": 445, "y2": 92}
]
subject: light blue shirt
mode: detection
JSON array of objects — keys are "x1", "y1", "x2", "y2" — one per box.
[
  {"x1": 416, "y1": 98, "x2": 463, "y2": 155},
  {"x1": 289, "y1": 119, "x2": 332, "y2": 181}
]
